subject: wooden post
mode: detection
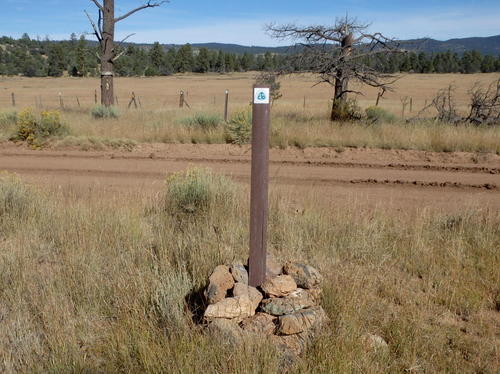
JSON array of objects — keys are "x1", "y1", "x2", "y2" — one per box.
[
  {"x1": 410, "y1": 97, "x2": 413, "y2": 113},
  {"x1": 11, "y1": 92, "x2": 15, "y2": 107},
  {"x1": 128, "y1": 92, "x2": 138, "y2": 109},
  {"x1": 303, "y1": 95, "x2": 306, "y2": 109},
  {"x1": 179, "y1": 91, "x2": 185, "y2": 108},
  {"x1": 95, "y1": 89, "x2": 98, "y2": 104},
  {"x1": 249, "y1": 85, "x2": 271, "y2": 288},
  {"x1": 59, "y1": 93, "x2": 64, "y2": 109},
  {"x1": 224, "y1": 90, "x2": 229, "y2": 122},
  {"x1": 76, "y1": 96, "x2": 81, "y2": 107}
]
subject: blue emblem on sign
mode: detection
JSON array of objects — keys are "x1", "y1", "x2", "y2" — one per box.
[{"x1": 257, "y1": 92, "x2": 266, "y2": 101}]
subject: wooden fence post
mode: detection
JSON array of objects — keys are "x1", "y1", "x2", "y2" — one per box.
[
  {"x1": 59, "y1": 93, "x2": 64, "y2": 109},
  {"x1": 179, "y1": 91, "x2": 185, "y2": 108},
  {"x1": 128, "y1": 92, "x2": 138, "y2": 109},
  {"x1": 11, "y1": 92, "x2": 15, "y2": 107},
  {"x1": 224, "y1": 90, "x2": 229, "y2": 122}
]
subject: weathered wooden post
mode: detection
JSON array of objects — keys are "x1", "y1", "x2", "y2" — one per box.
[
  {"x1": 59, "y1": 93, "x2": 64, "y2": 109},
  {"x1": 76, "y1": 96, "x2": 81, "y2": 107},
  {"x1": 224, "y1": 90, "x2": 229, "y2": 122},
  {"x1": 249, "y1": 85, "x2": 271, "y2": 287},
  {"x1": 11, "y1": 92, "x2": 15, "y2": 107},
  {"x1": 128, "y1": 92, "x2": 138, "y2": 109},
  {"x1": 179, "y1": 91, "x2": 185, "y2": 108},
  {"x1": 94, "y1": 89, "x2": 98, "y2": 104}
]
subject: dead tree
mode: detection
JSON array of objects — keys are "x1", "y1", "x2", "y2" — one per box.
[
  {"x1": 267, "y1": 17, "x2": 402, "y2": 121},
  {"x1": 466, "y1": 79, "x2": 500, "y2": 125},
  {"x1": 86, "y1": 0, "x2": 167, "y2": 107}
]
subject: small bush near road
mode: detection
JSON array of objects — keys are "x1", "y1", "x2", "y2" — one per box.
[
  {"x1": 224, "y1": 110, "x2": 252, "y2": 145},
  {"x1": 164, "y1": 167, "x2": 238, "y2": 216},
  {"x1": 179, "y1": 113, "x2": 221, "y2": 130},
  {"x1": 365, "y1": 106, "x2": 397, "y2": 124},
  {"x1": 91, "y1": 105, "x2": 120, "y2": 119},
  {"x1": 11, "y1": 109, "x2": 68, "y2": 147}
]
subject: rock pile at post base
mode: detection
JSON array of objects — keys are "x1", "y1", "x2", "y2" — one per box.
[{"x1": 203, "y1": 255, "x2": 328, "y2": 362}]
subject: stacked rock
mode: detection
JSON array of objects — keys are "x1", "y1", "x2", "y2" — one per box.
[{"x1": 203, "y1": 255, "x2": 328, "y2": 360}]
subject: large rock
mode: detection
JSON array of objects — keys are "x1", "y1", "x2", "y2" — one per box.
[
  {"x1": 262, "y1": 289, "x2": 316, "y2": 316},
  {"x1": 231, "y1": 263, "x2": 248, "y2": 284},
  {"x1": 204, "y1": 295, "x2": 255, "y2": 321},
  {"x1": 233, "y1": 283, "x2": 263, "y2": 310},
  {"x1": 261, "y1": 275, "x2": 297, "y2": 297},
  {"x1": 266, "y1": 254, "x2": 283, "y2": 278},
  {"x1": 207, "y1": 319, "x2": 245, "y2": 346},
  {"x1": 362, "y1": 334, "x2": 389, "y2": 353},
  {"x1": 270, "y1": 331, "x2": 310, "y2": 363},
  {"x1": 241, "y1": 312, "x2": 277, "y2": 335},
  {"x1": 204, "y1": 265, "x2": 234, "y2": 304},
  {"x1": 283, "y1": 262, "x2": 322, "y2": 289},
  {"x1": 278, "y1": 306, "x2": 328, "y2": 335}
]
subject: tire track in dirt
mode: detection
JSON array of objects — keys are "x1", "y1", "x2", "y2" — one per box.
[{"x1": 1, "y1": 151, "x2": 498, "y2": 175}]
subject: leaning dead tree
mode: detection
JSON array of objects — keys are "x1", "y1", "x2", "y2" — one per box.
[
  {"x1": 267, "y1": 17, "x2": 402, "y2": 121},
  {"x1": 86, "y1": 0, "x2": 167, "y2": 107}
]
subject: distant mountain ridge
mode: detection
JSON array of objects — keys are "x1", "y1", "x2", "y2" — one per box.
[{"x1": 129, "y1": 35, "x2": 500, "y2": 56}]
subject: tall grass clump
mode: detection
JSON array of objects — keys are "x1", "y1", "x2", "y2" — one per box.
[
  {"x1": 224, "y1": 110, "x2": 252, "y2": 145},
  {"x1": 0, "y1": 173, "x2": 38, "y2": 235},
  {"x1": 164, "y1": 167, "x2": 239, "y2": 216},
  {"x1": 10, "y1": 109, "x2": 69, "y2": 147},
  {"x1": 0, "y1": 111, "x2": 17, "y2": 128},
  {"x1": 91, "y1": 105, "x2": 120, "y2": 119},
  {"x1": 179, "y1": 113, "x2": 221, "y2": 131},
  {"x1": 365, "y1": 106, "x2": 397, "y2": 124}
]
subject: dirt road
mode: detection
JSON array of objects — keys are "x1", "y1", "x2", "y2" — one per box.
[{"x1": 1, "y1": 143, "x2": 499, "y2": 211}]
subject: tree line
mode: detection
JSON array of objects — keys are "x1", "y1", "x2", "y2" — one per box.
[{"x1": 1, "y1": 34, "x2": 499, "y2": 77}]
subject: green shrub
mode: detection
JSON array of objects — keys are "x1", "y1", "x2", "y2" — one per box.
[
  {"x1": 11, "y1": 109, "x2": 69, "y2": 147},
  {"x1": 91, "y1": 105, "x2": 120, "y2": 119},
  {"x1": 224, "y1": 110, "x2": 252, "y2": 145},
  {"x1": 365, "y1": 106, "x2": 397, "y2": 124},
  {"x1": 164, "y1": 167, "x2": 238, "y2": 216},
  {"x1": 179, "y1": 113, "x2": 221, "y2": 131}
]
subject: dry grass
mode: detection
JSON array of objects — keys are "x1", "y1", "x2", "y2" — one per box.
[
  {"x1": 1, "y1": 73, "x2": 500, "y2": 153},
  {"x1": 0, "y1": 170, "x2": 498, "y2": 373}
]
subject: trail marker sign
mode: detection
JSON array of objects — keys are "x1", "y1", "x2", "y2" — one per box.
[
  {"x1": 249, "y1": 85, "x2": 271, "y2": 287},
  {"x1": 254, "y1": 88, "x2": 270, "y2": 105}
]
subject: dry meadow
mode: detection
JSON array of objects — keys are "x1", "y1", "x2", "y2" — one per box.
[{"x1": 0, "y1": 73, "x2": 499, "y2": 373}]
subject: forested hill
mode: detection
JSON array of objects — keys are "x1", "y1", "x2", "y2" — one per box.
[
  {"x1": 1, "y1": 34, "x2": 499, "y2": 78},
  {"x1": 140, "y1": 35, "x2": 500, "y2": 56}
]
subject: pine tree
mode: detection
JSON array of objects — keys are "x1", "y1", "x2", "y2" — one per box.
[
  {"x1": 76, "y1": 35, "x2": 87, "y2": 77},
  {"x1": 149, "y1": 42, "x2": 164, "y2": 70},
  {"x1": 195, "y1": 47, "x2": 210, "y2": 73},
  {"x1": 47, "y1": 44, "x2": 65, "y2": 77},
  {"x1": 175, "y1": 44, "x2": 193, "y2": 73}
]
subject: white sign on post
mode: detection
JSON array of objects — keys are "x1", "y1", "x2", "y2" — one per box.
[{"x1": 254, "y1": 88, "x2": 270, "y2": 104}]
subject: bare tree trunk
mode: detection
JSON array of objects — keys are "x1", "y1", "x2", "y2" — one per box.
[
  {"x1": 86, "y1": 0, "x2": 166, "y2": 108},
  {"x1": 101, "y1": 0, "x2": 115, "y2": 107},
  {"x1": 331, "y1": 33, "x2": 353, "y2": 121}
]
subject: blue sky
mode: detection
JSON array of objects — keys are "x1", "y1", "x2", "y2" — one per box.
[{"x1": 1, "y1": 0, "x2": 499, "y2": 45}]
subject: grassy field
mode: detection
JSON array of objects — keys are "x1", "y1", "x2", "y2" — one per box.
[
  {"x1": 0, "y1": 73, "x2": 499, "y2": 153},
  {"x1": 0, "y1": 169, "x2": 498, "y2": 373}
]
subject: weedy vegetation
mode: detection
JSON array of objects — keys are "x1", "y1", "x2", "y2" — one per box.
[{"x1": 0, "y1": 169, "x2": 498, "y2": 373}]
